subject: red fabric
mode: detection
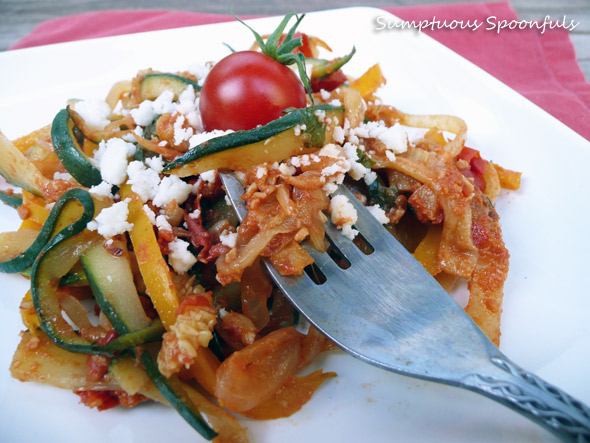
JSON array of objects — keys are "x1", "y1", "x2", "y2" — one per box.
[{"x1": 8, "y1": 3, "x2": 590, "y2": 140}]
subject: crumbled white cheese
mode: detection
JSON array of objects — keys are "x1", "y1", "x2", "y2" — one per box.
[
  {"x1": 152, "y1": 175, "x2": 192, "y2": 208},
  {"x1": 173, "y1": 114, "x2": 194, "y2": 145},
  {"x1": 234, "y1": 171, "x2": 246, "y2": 183},
  {"x1": 168, "y1": 238, "x2": 197, "y2": 274},
  {"x1": 112, "y1": 100, "x2": 124, "y2": 116},
  {"x1": 152, "y1": 90, "x2": 176, "y2": 115},
  {"x1": 350, "y1": 121, "x2": 408, "y2": 153},
  {"x1": 385, "y1": 151, "x2": 396, "y2": 162},
  {"x1": 321, "y1": 163, "x2": 349, "y2": 177},
  {"x1": 187, "y1": 63, "x2": 211, "y2": 86},
  {"x1": 155, "y1": 214, "x2": 172, "y2": 231},
  {"x1": 364, "y1": 170, "x2": 378, "y2": 185},
  {"x1": 278, "y1": 163, "x2": 296, "y2": 176},
  {"x1": 122, "y1": 126, "x2": 144, "y2": 143},
  {"x1": 330, "y1": 194, "x2": 358, "y2": 240},
  {"x1": 255, "y1": 166, "x2": 267, "y2": 179},
  {"x1": 200, "y1": 170, "x2": 217, "y2": 184},
  {"x1": 176, "y1": 86, "x2": 196, "y2": 115},
  {"x1": 319, "y1": 89, "x2": 331, "y2": 101},
  {"x1": 130, "y1": 100, "x2": 157, "y2": 127},
  {"x1": 341, "y1": 224, "x2": 359, "y2": 240},
  {"x1": 348, "y1": 161, "x2": 368, "y2": 181},
  {"x1": 329, "y1": 98, "x2": 343, "y2": 107},
  {"x1": 293, "y1": 123, "x2": 307, "y2": 137},
  {"x1": 300, "y1": 155, "x2": 311, "y2": 166},
  {"x1": 342, "y1": 142, "x2": 369, "y2": 181},
  {"x1": 367, "y1": 204, "x2": 389, "y2": 224},
  {"x1": 126, "y1": 160, "x2": 161, "y2": 202},
  {"x1": 87, "y1": 199, "x2": 133, "y2": 238},
  {"x1": 314, "y1": 109, "x2": 326, "y2": 122},
  {"x1": 219, "y1": 230, "x2": 238, "y2": 248},
  {"x1": 318, "y1": 143, "x2": 342, "y2": 159},
  {"x1": 53, "y1": 171, "x2": 73, "y2": 182},
  {"x1": 98, "y1": 138, "x2": 136, "y2": 186},
  {"x1": 142, "y1": 204, "x2": 157, "y2": 225},
  {"x1": 145, "y1": 156, "x2": 165, "y2": 173},
  {"x1": 323, "y1": 183, "x2": 338, "y2": 194},
  {"x1": 73, "y1": 99, "x2": 111, "y2": 130},
  {"x1": 188, "y1": 208, "x2": 201, "y2": 219},
  {"x1": 186, "y1": 109, "x2": 202, "y2": 131},
  {"x1": 332, "y1": 126, "x2": 345, "y2": 144},
  {"x1": 88, "y1": 181, "x2": 115, "y2": 199}
]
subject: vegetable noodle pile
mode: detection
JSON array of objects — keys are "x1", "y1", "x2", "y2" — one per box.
[{"x1": 0, "y1": 14, "x2": 521, "y2": 442}]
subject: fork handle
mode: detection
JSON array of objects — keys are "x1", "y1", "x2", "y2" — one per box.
[{"x1": 460, "y1": 355, "x2": 590, "y2": 441}]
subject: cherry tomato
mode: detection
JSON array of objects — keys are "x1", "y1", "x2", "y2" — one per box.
[{"x1": 199, "y1": 51, "x2": 307, "y2": 131}]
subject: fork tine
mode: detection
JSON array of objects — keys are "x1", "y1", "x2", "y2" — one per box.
[
  {"x1": 323, "y1": 220, "x2": 370, "y2": 263},
  {"x1": 303, "y1": 244, "x2": 340, "y2": 272}
]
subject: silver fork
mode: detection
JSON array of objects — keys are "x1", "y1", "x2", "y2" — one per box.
[{"x1": 220, "y1": 172, "x2": 590, "y2": 441}]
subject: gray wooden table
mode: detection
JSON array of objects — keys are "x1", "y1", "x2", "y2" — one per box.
[{"x1": 1, "y1": 0, "x2": 589, "y2": 80}]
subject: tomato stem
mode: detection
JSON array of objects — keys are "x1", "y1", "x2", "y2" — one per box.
[{"x1": 234, "y1": 13, "x2": 314, "y2": 103}]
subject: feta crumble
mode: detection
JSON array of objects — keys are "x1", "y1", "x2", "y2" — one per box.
[
  {"x1": 255, "y1": 166, "x2": 267, "y2": 179},
  {"x1": 88, "y1": 181, "x2": 115, "y2": 199},
  {"x1": 156, "y1": 214, "x2": 173, "y2": 231},
  {"x1": 142, "y1": 204, "x2": 157, "y2": 225},
  {"x1": 98, "y1": 138, "x2": 136, "y2": 186},
  {"x1": 318, "y1": 143, "x2": 342, "y2": 159},
  {"x1": 130, "y1": 100, "x2": 157, "y2": 127},
  {"x1": 199, "y1": 170, "x2": 217, "y2": 184},
  {"x1": 350, "y1": 121, "x2": 408, "y2": 154},
  {"x1": 330, "y1": 195, "x2": 358, "y2": 240},
  {"x1": 152, "y1": 90, "x2": 176, "y2": 114},
  {"x1": 168, "y1": 239, "x2": 197, "y2": 274},
  {"x1": 319, "y1": 89, "x2": 331, "y2": 101},
  {"x1": 152, "y1": 175, "x2": 192, "y2": 208},
  {"x1": 122, "y1": 126, "x2": 144, "y2": 142},
  {"x1": 53, "y1": 171, "x2": 73, "y2": 182},
  {"x1": 219, "y1": 230, "x2": 238, "y2": 248},
  {"x1": 173, "y1": 114, "x2": 194, "y2": 145},
  {"x1": 87, "y1": 199, "x2": 133, "y2": 238},
  {"x1": 367, "y1": 204, "x2": 389, "y2": 224},
  {"x1": 126, "y1": 160, "x2": 161, "y2": 202},
  {"x1": 278, "y1": 163, "x2": 296, "y2": 176},
  {"x1": 332, "y1": 126, "x2": 345, "y2": 144},
  {"x1": 187, "y1": 63, "x2": 211, "y2": 86},
  {"x1": 72, "y1": 99, "x2": 111, "y2": 130},
  {"x1": 145, "y1": 156, "x2": 165, "y2": 173}
]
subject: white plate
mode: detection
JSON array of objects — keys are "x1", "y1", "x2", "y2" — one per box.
[{"x1": 1, "y1": 7, "x2": 589, "y2": 442}]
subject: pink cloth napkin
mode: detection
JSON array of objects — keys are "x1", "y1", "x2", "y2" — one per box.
[{"x1": 9, "y1": 3, "x2": 590, "y2": 140}]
